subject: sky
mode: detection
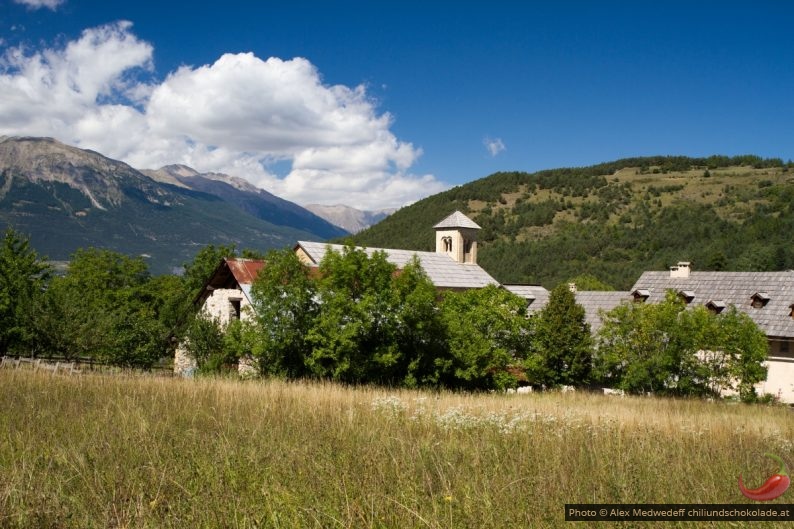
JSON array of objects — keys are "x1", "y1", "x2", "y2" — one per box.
[{"x1": 1, "y1": 1, "x2": 793, "y2": 211}]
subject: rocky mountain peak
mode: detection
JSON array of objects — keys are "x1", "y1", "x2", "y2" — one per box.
[
  {"x1": 159, "y1": 164, "x2": 201, "y2": 178},
  {"x1": 0, "y1": 136, "x2": 160, "y2": 209},
  {"x1": 304, "y1": 204, "x2": 394, "y2": 233}
]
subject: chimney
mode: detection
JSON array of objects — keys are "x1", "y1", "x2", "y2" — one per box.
[{"x1": 670, "y1": 262, "x2": 691, "y2": 279}]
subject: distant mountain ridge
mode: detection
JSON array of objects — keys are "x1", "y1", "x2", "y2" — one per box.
[
  {"x1": 304, "y1": 203, "x2": 394, "y2": 234},
  {"x1": 143, "y1": 165, "x2": 347, "y2": 239},
  {"x1": 0, "y1": 136, "x2": 348, "y2": 273}
]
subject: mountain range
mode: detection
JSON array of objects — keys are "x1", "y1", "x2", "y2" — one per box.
[
  {"x1": 0, "y1": 136, "x2": 350, "y2": 273},
  {"x1": 7, "y1": 136, "x2": 790, "y2": 288}
]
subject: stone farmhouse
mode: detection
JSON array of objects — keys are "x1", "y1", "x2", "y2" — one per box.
[
  {"x1": 505, "y1": 262, "x2": 794, "y2": 402},
  {"x1": 629, "y1": 263, "x2": 794, "y2": 401},
  {"x1": 173, "y1": 258, "x2": 264, "y2": 375},
  {"x1": 177, "y1": 212, "x2": 794, "y2": 403}
]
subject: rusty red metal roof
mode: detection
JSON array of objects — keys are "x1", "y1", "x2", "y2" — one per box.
[{"x1": 225, "y1": 258, "x2": 265, "y2": 285}]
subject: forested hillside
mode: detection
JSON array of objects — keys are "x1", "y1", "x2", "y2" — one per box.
[{"x1": 351, "y1": 156, "x2": 794, "y2": 289}]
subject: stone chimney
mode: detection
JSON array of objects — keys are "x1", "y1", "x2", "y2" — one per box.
[{"x1": 670, "y1": 261, "x2": 691, "y2": 279}]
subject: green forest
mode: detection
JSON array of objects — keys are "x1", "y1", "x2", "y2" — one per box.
[{"x1": 351, "y1": 155, "x2": 794, "y2": 289}]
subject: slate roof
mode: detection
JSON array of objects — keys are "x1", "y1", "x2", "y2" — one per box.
[
  {"x1": 502, "y1": 284, "x2": 550, "y2": 315},
  {"x1": 574, "y1": 291, "x2": 632, "y2": 333},
  {"x1": 631, "y1": 271, "x2": 794, "y2": 338},
  {"x1": 433, "y1": 210, "x2": 482, "y2": 230},
  {"x1": 296, "y1": 241, "x2": 498, "y2": 289},
  {"x1": 503, "y1": 285, "x2": 630, "y2": 332}
]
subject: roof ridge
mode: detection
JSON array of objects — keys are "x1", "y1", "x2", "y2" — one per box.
[{"x1": 433, "y1": 210, "x2": 481, "y2": 230}]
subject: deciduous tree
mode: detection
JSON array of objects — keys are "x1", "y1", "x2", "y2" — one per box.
[
  {"x1": 595, "y1": 291, "x2": 768, "y2": 400},
  {"x1": 305, "y1": 244, "x2": 400, "y2": 383},
  {"x1": 440, "y1": 285, "x2": 531, "y2": 390},
  {"x1": 249, "y1": 248, "x2": 318, "y2": 378}
]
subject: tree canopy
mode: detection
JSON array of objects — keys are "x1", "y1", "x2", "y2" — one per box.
[
  {"x1": 0, "y1": 225, "x2": 773, "y2": 401},
  {"x1": 526, "y1": 284, "x2": 592, "y2": 387},
  {"x1": 0, "y1": 228, "x2": 50, "y2": 354},
  {"x1": 595, "y1": 291, "x2": 768, "y2": 400}
]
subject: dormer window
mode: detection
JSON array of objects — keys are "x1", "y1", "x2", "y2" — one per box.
[
  {"x1": 789, "y1": 304, "x2": 794, "y2": 319},
  {"x1": 678, "y1": 290, "x2": 695, "y2": 304},
  {"x1": 706, "y1": 300, "x2": 726, "y2": 314},
  {"x1": 751, "y1": 292, "x2": 771, "y2": 309},
  {"x1": 632, "y1": 289, "x2": 650, "y2": 303}
]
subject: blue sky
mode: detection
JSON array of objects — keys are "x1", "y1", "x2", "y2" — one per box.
[{"x1": 1, "y1": 1, "x2": 792, "y2": 210}]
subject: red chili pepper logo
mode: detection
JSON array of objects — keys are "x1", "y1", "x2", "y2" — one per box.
[{"x1": 738, "y1": 453, "x2": 790, "y2": 501}]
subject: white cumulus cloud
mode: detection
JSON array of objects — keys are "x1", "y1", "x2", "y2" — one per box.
[
  {"x1": 0, "y1": 22, "x2": 445, "y2": 210},
  {"x1": 484, "y1": 136, "x2": 506, "y2": 157},
  {"x1": 13, "y1": 0, "x2": 65, "y2": 10}
]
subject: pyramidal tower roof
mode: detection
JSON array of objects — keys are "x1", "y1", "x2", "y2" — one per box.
[{"x1": 433, "y1": 210, "x2": 481, "y2": 230}]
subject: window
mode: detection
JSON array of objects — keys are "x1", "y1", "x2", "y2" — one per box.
[
  {"x1": 706, "y1": 300, "x2": 726, "y2": 314},
  {"x1": 632, "y1": 289, "x2": 650, "y2": 303},
  {"x1": 678, "y1": 290, "x2": 695, "y2": 303},
  {"x1": 751, "y1": 292, "x2": 771, "y2": 309},
  {"x1": 781, "y1": 341, "x2": 790, "y2": 354},
  {"x1": 442, "y1": 236, "x2": 453, "y2": 252},
  {"x1": 230, "y1": 299, "x2": 241, "y2": 320}
]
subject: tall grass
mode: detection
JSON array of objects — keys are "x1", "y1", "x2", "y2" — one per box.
[{"x1": 1, "y1": 370, "x2": 792, "y2": 528}]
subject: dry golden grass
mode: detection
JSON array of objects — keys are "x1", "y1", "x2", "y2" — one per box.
[{"x1": 1, "y1": 370, "x2": 793, "y2": 528}]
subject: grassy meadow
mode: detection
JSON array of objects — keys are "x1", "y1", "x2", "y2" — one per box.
[{"x1": 1, "y1": 369, "x2": 793, "y2": 528}]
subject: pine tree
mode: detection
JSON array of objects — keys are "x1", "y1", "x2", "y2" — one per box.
[{"x1": 526, "y1": 283, "x2": 592, "y2": 387}]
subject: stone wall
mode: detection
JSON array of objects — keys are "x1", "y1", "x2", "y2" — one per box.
[
  {"x1": 174, "y1": 286, "x2": 254, "y2": 376},
  {"x1": 201, "y1": 288, "x2": 253, "y2": 327},
  {"x1": 173, "y1": 342, "x2": 197, "y2": 377}
]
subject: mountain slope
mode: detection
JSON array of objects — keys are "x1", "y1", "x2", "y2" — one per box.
[
  {"x1": 0, "y1": 137, "x2": 343, "y2": 273},
  {"x1": 304, "y1": 204, "x2": 392, "y2": 234},
  {"x1": 352, "y1": 155, "x2": 794, "y2": 289},
  {"x1": 144, "y1": 165, "x2": 348, "y2": 240}
]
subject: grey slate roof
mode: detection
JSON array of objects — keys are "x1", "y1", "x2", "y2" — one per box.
[
  {"x1": 433, "y1": 211, "x2": 482, "y2": 230},
  {"x1": 503, "y1": 285, "x2": 631, "y2": 332},
  {"x1": 502, "y1": 284, "x2": 550, "y2": 314},
  {"x1": 574, "y1": 291, "x2": 632, "y2": 333},
  {"x1": 631, "y1": 271, "x2": 794, "y2": 338},
  {"x1": 296, "y1": 241, "x2": 499, "y2": 289}
]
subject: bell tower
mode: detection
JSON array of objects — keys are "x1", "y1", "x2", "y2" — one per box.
[{"x1": 434, "y1": 211, "x2": 481, "y2": 264}]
